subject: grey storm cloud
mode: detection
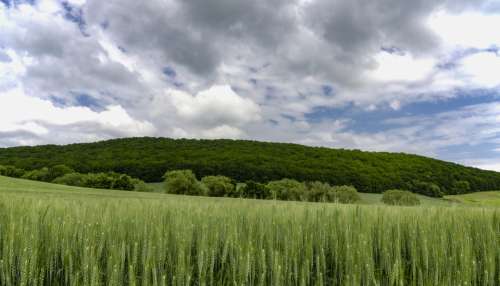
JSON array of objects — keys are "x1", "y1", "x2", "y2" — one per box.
[{"x1": 2, "y1": 0, "x2": 500, "y2": 169}]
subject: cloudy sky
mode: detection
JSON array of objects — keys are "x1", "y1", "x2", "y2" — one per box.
[{"x1": 1, "y1": 0, "x2": 500, "y2": 170}]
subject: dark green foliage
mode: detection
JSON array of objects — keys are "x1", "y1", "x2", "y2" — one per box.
[
  {"x1": 0, "y1": 165, "x2": 25, "y2": 178},
  {"x1": 382, "y1": 190, "x2": 420, "y2": 206},
  {"x1": 53, "y1": 172, "x2": 87, "y2": 186},
  {"x1": 331, "y1": 185, "x2": 361, "y2": 203},
  {"x1": 406, "y1": 180, "x2": 443, "y2": 197},
  {"x1": 163, "y1": 170, "x2": 204, "y2": 196},
  {"x1": 201, "y1": 175, "x2": 235, "y2": 197},
  {"x1": 267, "y1": 179, "x2": 307, "y2": 201},
  {"x1": 52, "y1": 172, "x2": 137, "y2": 191},
  {"x1": 306, "y1": 182, "x2": 360, "y2": 203},
  {"x1": 1, "y1": 137, "x2": 499, "y2": 195},
  {"x1": 306, "y1": 181, "x2": 334, "y2": 202},
  {"x1": 47, "y1": 164, "x2": 75, "y2": 182},
  {"x1": 131, "y1": 179, "x2": 154, "y2": 192},
  {"x1": 451, "y1": 180, "x2": 471, "y2": 194},
  {"x1": 241, "y1": 180, "x2": 271, "y2": 199},
  {"x1": 22, "y1": 167, "x2": 50, "y2": 182}
]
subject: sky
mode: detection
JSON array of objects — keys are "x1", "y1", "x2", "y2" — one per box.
[{"x1": 1, "y1": 0, "x2": 500, "y2": 171}]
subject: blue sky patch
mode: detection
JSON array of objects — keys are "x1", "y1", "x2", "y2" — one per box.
[{"x1": 162, "y1": 66, "x2": 177, "y2": 78}]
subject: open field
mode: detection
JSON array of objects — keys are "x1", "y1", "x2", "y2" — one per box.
[
  {"x1": 446, "y1": 191, "x2": 500, "y2": 207},
  {"x1": 0, "y1": 175, "x2": 499, "y2": 285}
]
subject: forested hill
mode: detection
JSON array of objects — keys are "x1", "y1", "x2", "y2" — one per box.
[{"x1": 0, "y1": 137, "x2": 499, "y2": 194}]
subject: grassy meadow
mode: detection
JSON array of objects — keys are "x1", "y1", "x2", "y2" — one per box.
[{"x1": 0, "y1": 175, "x2": 499, "y2": 285}]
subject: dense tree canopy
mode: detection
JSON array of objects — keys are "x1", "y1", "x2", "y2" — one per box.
[{"x1": 1, "y1": 137, "x2": 499, "y2": 195}]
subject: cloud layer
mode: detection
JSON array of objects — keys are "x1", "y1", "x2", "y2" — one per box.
[{"x1": 1, "y1": 0, "x2": 500, "y2": 170}]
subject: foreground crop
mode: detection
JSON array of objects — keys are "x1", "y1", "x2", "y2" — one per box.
[{"x1": 0, "y1": 192, "x2": 499, "y2": 286}]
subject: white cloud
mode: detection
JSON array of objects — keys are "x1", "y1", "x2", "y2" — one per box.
[
  {"x1": 0, "y1": 88, "x2": 155, "y2": 145},
  {"x1": 458, "y1": 51, "x2": 500, "y2": 88},
  {"x1": 369, "y1": 51, "x2": 436, "y2": 82},
  {"x1": 428, "y1": 10, "x2": 500, "y2": 49},
  {"x1": 170, "y1": 85, "x2": 261, "y2": 127}
]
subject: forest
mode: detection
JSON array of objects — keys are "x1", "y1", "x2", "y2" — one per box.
[{"x1": 0, "y1": 137, "x2": 499, "y2": 195}]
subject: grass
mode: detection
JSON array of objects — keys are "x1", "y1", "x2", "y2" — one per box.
[
  {"x1": 0, "y1": 175, "x2": 499, "y2": 285},
  {"x1": 446, "y1": 191, "x2": 500, "y2": 207}
]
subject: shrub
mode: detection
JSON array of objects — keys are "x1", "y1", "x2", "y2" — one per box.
[
  {"x1": 331, "y1": 185, "x2": 361, "y2": 203},
  {"x1": 22, "y1": 167, "x2": 50, "y2": 182},
  {"x1": 267, "y1": 179, "x2": 307, "y2": 201},
  {"x1": 163, "y1": 170, "x2": 204, "y2": 196},
  {"x1": 53, "y1": 172, "x2": 87, "y2": 187},
  {"x1": 407, "y1": 180, "x2": 443, "y2": 197},
  {"x1": 201, "y1": 176, "x2": 235, "y2": 197},
  {"x1": 48, "y1": 165, "x2": 75, "y2": 182},
  {"x1": 241, "y1": 181, "x2": 271, "y2": 199},
  {"x1": 132, "y1": 180, "x2": 153, "y2": 192},
  {"x1": 382, "y1": 190, "x2": 420, "y2": 206},
  {"x1": 0, "y1": 165, "x2": 25, "y2": 178},
  {"x1": 306, "y1": 181, "x2": 333, "y2": 202},
  {"x1": 451, "y1": 180, "x2": 471, "y2": 194}
]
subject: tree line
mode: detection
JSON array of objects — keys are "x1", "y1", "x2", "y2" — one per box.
[
  {"x1": 0, "y1": 164, "x2": 148, "y2": 191},
  {"x1": 163, "y1": 170, "x2": 361, "y2": 203},
  {"x1": 0, "y1": 137, "x2": 496, "y2": 195}
]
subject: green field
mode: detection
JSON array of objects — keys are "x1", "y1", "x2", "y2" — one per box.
[{"x1": 0, "y1": 176, "x2": 499, "y2": 285}]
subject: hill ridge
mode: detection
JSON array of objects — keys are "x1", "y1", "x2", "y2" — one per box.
[{"x1": 0, "y1": 137, "x2": 499, "y2": 194}]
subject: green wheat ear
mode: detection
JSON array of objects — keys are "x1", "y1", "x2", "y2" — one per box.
[{"x1": 0, "y1": 190, "x2": 498, "y2": 285}]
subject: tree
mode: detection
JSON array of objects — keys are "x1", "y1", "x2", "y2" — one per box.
[
  {"x1": 381, "y1": 190, "x2": 420, "y2": 206},
  {"x1": 22, "y1": 167, "x2": 50, "y2": 182},
  {"x1": 201, "y1": 175, "x2": 234, "y2": 197},
  {"x1": 241, "y1": 180, "x2": 271, "y2": 199},
  {"x1": 0, "y1": 165, "x2": 25, "y2": 178},
  {"x1": 163, "y1": 170, "x2": 203, "y2": 196},
  {"x1": 451, "y1": 180, "x2": 471, "y2": 194},
  {"x1": 306, "y1": 181, "x2": 332, "y2": 202},
  {"x1": 48, "y1": 165, "x2": 75, "y2": 182},
  {"x1": 407, "y1": 180, "x2": 443, "y2": 198},
  {"x1": 267, "y1": 179, "x2": 307, "y2": 201},
  {"x1": 52, "y1": 172, "x2": 87, "y2": 187},
  {"x1": 331, "y1": 185, "x2": 361, "y2": 204}
]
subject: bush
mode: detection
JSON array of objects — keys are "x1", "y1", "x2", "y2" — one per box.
[
  {"x1": 267, "y1": 179, "x2": 307, "y2": 201},
  {"x1": 48, "y1": 165, "x2": 75, "y2": 182},
  {"x1": 22, "y1": 167, "x2": 50, "y2": 182},
  {"x1": 163, "y1": 170, "x2": 204, "y2": 196},
  {"x1": 306, "y1": 181, "x2": 333, "y2": 202},
  {"x1": 201, "y1": 176, "x2": 235, "y2": 197},
  {"x1": 451, "y1": 180, "x2": 471, "y2": 194},
  {"x1": 82, "y1": 172, "x2": 135, "y2": 191},
  {"x1": 0, "y1": 165, "x2": 25, "y2": 178},
  {"x1": 407, "y1": 180, "x2": 443, "y2": 197},
  {"x1": 382, "y1": 190, "x2": 420, "y2": 206},
  {"x1": 52, "y1": 172, "x2": 139, "y2": 191},
  {"x1": 132, "y1": 180, "x2": 153, "y2": 192},
  {"x1": 241, "y1": 181, "x2": 271, "y2": 199},
  {"x1": 53, "y1": 172, "x2": 87, "y2": 187},
  {"x1": 331, "y1": 185, "x2": 361, "y2": 203}
]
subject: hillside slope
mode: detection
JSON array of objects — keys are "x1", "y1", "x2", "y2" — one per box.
[{"x1": 1, "y1": 137, "x2": 500, "y2": 194}]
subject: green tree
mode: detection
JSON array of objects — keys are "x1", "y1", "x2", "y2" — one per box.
[
  {"x1": 331, "y1": 185, "x2": 361, "y2": 203},
  {"x1": 201, "y1": 175, "x2": 234, "y2": 197},
  {"x1": 241, "y1": 180, "x2": 271, "y2": 199},
  {"x1": 381, "y1": 190, "x2": 420, "y2": 206},
  {"x1": 0, "y1": 165, "x2": 25, "y2": 178},
  {"x1": 48, "y1": 165, "x2": 75, "y2": 182},
  {"x1": 267, "y1": 179, "x2": 307, "y2": 201},
  {"x1": 52, "y1": 172, "x2": 86, "y2": 187},
  {"x1": 407, "y1": 180, "x2": 443, "y2": 197},
  {"x1": 306, "y1": 181, "x2": 332, "y2": 202},
  {"x1": 451, "y1": 180, "x2": 471, "y2": 194},
  {"x1": 163, "y1": 170, "x2": 203, "y2": 196},
  {"x1": 22, "y1": 167, "x2": 50, "y2": 182}
]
